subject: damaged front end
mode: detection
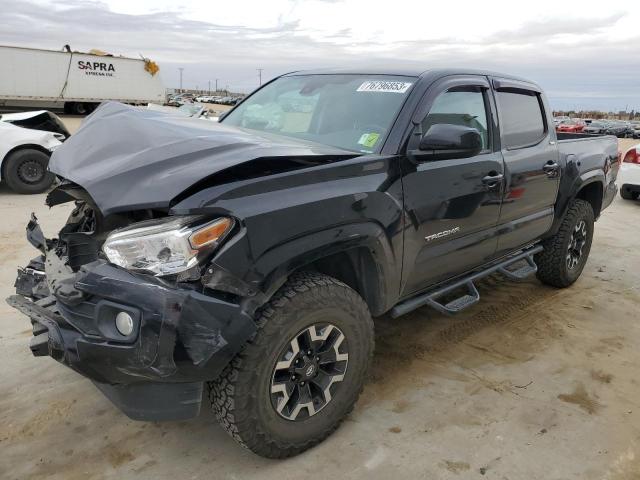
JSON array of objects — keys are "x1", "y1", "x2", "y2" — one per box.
[{"x1": 7, "y1": 185, "x2": 257, "y2": 421}]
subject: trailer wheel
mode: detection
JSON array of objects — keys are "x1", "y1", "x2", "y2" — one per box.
[
  {"x1": 2, "y1": 148, "x2": 54, "y2": 194},
  {"x1": 72, "y1": 102, "x2": 88, "y2": 115}
]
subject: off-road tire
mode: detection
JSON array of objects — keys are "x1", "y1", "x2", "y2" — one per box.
[
  {"x1": 535, "y1": 199, "x2": 594, "y2": 288},
  {"x1": 3, "y1": 148, "x2": 54, "y2": 194},
  {"x1": 208, "y1": 271, "x2": 374, "y2": 458}
]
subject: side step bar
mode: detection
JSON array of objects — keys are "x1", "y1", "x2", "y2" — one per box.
[{"x1": 390, "y1": 245, "x2": 543, "y2": 318}]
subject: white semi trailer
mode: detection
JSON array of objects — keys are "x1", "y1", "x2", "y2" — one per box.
[{"x1": 0, "y1": 45, "x2": 165, "y2": 114}]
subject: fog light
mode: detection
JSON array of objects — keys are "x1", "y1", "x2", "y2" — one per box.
[{"x1": 115, "y1": 311, "x2": 134, "y2": 336}]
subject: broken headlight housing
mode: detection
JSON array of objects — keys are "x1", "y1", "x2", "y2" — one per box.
[{"x1": 102, "y1": 216, "x2": 233, "y2": 276}]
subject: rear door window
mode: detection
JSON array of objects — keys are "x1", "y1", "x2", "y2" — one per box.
[{"x1": 496, "y1": 91, "x2": 546, "y2": 149}]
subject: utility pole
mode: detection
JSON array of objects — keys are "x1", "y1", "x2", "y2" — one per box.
[
  {"x1": 208, "y1": 80, "x2": 211, "y2": 95},
  {"x1": 257, "y1": 68, "x2": 263, "y2": 86},
  {"x1": 178, "y1": 68, "x2": 184, "y2": 92},
  {"x1": 215, "y1": 78, "x2": 219, "y2": 92}
]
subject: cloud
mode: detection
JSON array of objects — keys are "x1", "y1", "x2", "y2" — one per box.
[
  {"x1": 0, "y1": 0, "x2": 638, "y2": 110},
  {"x1": 484, "y1": 12, "x2": 627, "y2": 43}
]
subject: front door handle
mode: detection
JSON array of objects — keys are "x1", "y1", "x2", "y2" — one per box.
[
  {"x1": 482, "y1": 172, "x2": 504, "y2": 190},
  {"x1": 543, "y1": 161, "x2": 560, "y2": 177}
]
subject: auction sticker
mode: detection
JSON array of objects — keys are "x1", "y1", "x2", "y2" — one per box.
[
  {"x1": 358, "y1": 133, "x2": 380, "y2": 148},
  {"x1": 357, "y1": 80, "x2": 413, "y2": 93}
]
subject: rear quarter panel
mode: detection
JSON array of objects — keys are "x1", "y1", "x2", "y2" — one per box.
[{"x1": 550, "y1": 135, "x2": 619, "y2": 234}]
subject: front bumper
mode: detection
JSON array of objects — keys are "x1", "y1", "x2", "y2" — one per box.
[{"x1": 7, "y1": 257, "x2": 257, "y2": 420}]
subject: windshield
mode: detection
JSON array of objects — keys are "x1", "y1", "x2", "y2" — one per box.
[
  {"x1": 590, "y1": 121, "x2": 608, "y2": 127},
  {"x1": 222, "y1": 74, "x2": 416, "y2": 152}
]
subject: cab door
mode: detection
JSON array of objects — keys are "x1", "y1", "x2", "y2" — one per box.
[
  {"x1": 400, "y1": 75, "x2": 504, "y2": 297},
  {"x1": 490, "y1": 78, "x2": 561, "y2": 256}
]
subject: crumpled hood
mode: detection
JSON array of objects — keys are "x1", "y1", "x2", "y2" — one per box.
[{"x1": 49, "y1": 102, "x2": 357, "y2": 215}]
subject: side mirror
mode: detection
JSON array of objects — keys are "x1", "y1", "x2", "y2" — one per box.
[{"x1": 412, "y1": 124, "x2": 482, "y2": 161}]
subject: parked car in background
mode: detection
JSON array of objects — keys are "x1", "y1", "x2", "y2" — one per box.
[
  {"x1": 631, "y1": 121, "x2": 640, "y2": 139},
  {"x1": 553, "y1": 115, "x2": 570, "y2": 126},
  {"x1": 556, "y1": 119, "x2": 585, "y2": 133},
  {"x1": 606, "y1": 121, "x2": 631, "y2": 138},
  {"x1": 0, "y1": 121, "x2": 62, "y2": 193},
  {"x1": 165, "y1": 93, "x2": 195, "y2": 106},
  {"x1": 622, "y1": 122, "x2": 636, "y2": 138},
  {"x1": 0, "y1": 110, "x2": 70, "y2": 139},
  {"x1": 620, "y1": 143, "x2": 640, "y2": 200},
  {"x1": 583, "y1": 120, "x2": 611, "y2": 134},
  {"x1": 147, "y1": 102, "x2": 215, "y2": 120}
]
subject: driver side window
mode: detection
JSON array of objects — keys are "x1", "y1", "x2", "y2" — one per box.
[{"x1": 422, "y1": 88, "x2": 490, "y2": 150}]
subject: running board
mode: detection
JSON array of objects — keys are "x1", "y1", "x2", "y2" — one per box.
[{"x1": 390, "y1": 245, "x2": 543, "y2": 318}]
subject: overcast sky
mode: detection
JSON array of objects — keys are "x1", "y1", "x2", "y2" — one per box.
[{"x1": 2, "y1": 0, "x2": 639, "y2": 111}]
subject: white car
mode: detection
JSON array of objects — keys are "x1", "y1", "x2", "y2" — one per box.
[
  {"x1": 620, "y1": 144, "x2": 640, "y2": 200},
  {"x1": 0, "y1": 121, "x2": 63, "y2": 193}
]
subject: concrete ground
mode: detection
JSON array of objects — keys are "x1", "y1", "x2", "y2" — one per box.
[{"x1": 1, "y1": 130, "x2": 639, "y2": 479}]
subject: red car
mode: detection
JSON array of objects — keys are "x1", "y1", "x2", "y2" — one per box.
[{"x1": 556, "y1": 119, "x2": 585, "y2": 133}]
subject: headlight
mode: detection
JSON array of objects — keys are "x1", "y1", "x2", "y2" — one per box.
[{"x1": 102, "y1": 216, "x2": 233, "y2": 276}]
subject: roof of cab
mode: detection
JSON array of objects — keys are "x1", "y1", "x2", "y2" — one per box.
[{"x1": 283, "y1": 67, "x2": 537, "y2": 85}]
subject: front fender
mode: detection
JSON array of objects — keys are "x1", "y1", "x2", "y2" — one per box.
[
  {"x1": 171, "y1": 154, "x2": 405, "y2": 316},
  {"x1": 202, "y1": 221, "x2": 400, "y2": 317},
  {"x1": 256, "y1": 221, "x2": 400, "y2": 315}
]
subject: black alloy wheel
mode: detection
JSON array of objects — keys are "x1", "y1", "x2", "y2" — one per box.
[
  {"x1": 270, "y1": 323, "x2": 348, "y2": 421},
  {"x1": 566, "y1": 219, "x2": 587, "y2": 271}
]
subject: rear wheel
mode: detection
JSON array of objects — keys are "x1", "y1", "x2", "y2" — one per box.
[
  {"x1": 535, "y1": 199, "x2": 594, "y2": 288},
  {"x1": 2, "y1": 148, "x2": 54, "y2": 194},
  {"x1": 208, "y1": 271, "x2": 374, "y2": 458}
]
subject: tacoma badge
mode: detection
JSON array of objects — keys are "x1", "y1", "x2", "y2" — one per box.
[{"x1": 425, "y1": 227, "x2": 460, "y2": 242}]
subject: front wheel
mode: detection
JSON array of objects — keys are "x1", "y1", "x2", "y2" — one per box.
[
  {"x1": 535, "y1": 199, "x2": 594, "y2": 288},
  {"x1": 208, "y1": 271, "x2": 374, "y2": 458}
]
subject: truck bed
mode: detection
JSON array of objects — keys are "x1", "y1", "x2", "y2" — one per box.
[
  {"x1": 556, "y1": 132, "x2": 611, "y2": 141},
  {"x1": 556, "y1": 131, "x2": 619, "y2": 214}
]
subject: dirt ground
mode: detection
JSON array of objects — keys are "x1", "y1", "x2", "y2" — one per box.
[{"x1": 0, "y1": 130, "x2": 639, "y2": 479}]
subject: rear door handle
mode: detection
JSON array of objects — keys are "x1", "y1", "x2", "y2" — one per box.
[
  {"x1": 482, "y1": 172, "x2": 504, "y2": 189},
  {"x1": 543, "y1": 161, "x2": 560, "y2": 177}
]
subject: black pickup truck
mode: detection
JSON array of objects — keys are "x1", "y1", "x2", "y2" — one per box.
[{"x1": 7, "y1": 68, "x2": 619, "y2": 458}]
